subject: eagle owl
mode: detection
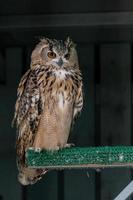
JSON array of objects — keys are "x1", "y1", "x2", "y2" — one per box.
[{"x1": 13, "y1": 37, "x2": 83, "y2": 185}]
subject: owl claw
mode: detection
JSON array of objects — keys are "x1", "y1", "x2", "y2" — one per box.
[
  {"x1": 64, "y1": 143, "x2": 75, "y2": 148},
  {"x1": 47, "y1": 146, "x2": 60, "y2": 152},
  {"x1": 28, "y1": 147, "x2": 42, "y2": 153},
  {"x1": 34, "y1": 148, "x2": 42, "y2": 153},
  {"x1": 28, "y1": 147, "x2": 34, "y2": 150}
]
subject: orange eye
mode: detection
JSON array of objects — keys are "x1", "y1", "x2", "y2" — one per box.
[{"x1": 47, "y1": 51, "x2": 56, "y2": 58}]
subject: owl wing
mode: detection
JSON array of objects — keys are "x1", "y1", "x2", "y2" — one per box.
[
  {"x1": 12, "y1": 69, "x2": 31, "y2": 126},
  {"x1": 13, "y1": 68, "x2": 44, "y2": 158},
  {"x1": 73, "y1": 80, "x2": 83, "y2": 120}
]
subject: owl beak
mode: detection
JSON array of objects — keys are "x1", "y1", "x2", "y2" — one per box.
[{"x1": 56, "y1": 58, "x2": 64, "y2": 67}]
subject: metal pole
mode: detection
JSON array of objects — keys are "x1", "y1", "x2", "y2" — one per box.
[{"x1": 114, "y1": 181, "x2": 133, "y2": 200}]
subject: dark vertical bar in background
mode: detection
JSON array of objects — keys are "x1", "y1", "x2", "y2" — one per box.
[
  {"x1": 64, "y1": 43, "x2": 95, "y2": 200},
  {"x1": 22, "y1": 46, "x2": 29, "y2": 75},
  {"x1": 131, "y1": 44, "x2": 133, "y2": 200},
  {"x1": 21, "y1": 46, "x2": 28, "y2": 200},
  {"x1": 131, "y1": 44, "x2": 133, "y2": 145},
  {"x1": 94, "y1": 44, "x2": 101, "y2": 145},
  {"x1": 94, "y1": 44, "x2": 101, "y2": 200},
  {"x1": 57, "y1": 171, "x2": 64, "y2": 200},
  {"x1": 0, "y1": 49, "x2": 6, "y2": 85},
  {"x1": 21, "y1": 47, "x2": 28, "y2": 200},
  {"x1": 0, "y1": 195, "x2": 3, "y2": 200},
  {"x1": 22, "y1": 187, "x2": 28, "y2": 200},
  {"x1": 100, "y1": 43, "x2": 131, "y2": 199}
]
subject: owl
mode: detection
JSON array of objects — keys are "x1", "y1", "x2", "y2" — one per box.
[{"x1": 12, "y1": 37, "x2": 83, "y2": 185}]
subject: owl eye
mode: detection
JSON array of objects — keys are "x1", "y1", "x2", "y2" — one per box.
[
  {"x1": 64, "y1": 53, "x2": 70, "y2": 59},
  {"x1": 47, "y1": 51, "x2": 56, "y2": 58}
]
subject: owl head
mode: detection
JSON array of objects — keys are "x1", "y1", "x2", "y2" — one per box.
[{"x1": 31, "y1": 37, "x2": 78, "y2": 68}]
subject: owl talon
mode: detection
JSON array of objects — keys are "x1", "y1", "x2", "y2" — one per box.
[
  {"x1": 47, "y1": 146, "x2": 60, "y2": 152},
  {"x1": 34, "y1": 148, "x2": 42, "y2": 153},
  {"x1": 28, "y1": 147, "x2": 42, "y2": 152},
  {"x1": 28, "y1": 147, "x2": 34, "y2": 150},
  {"x1": 64, "y1": 143, "x2": 75, "y2": 148}
]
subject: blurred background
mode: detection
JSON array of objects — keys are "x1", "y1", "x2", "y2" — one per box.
[{"x1": 0, "y1": 0, "x2": 133, "y2": 199}]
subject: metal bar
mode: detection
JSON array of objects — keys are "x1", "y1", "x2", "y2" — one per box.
[{"x1": 114, "y1": 181, "x2": 133, "y2": 200}]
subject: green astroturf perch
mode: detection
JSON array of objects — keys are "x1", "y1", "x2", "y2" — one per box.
[{"x1": 26, "y1": 146, "x2": 133, "y2": 169}]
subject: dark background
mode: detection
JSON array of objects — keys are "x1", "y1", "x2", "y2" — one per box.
[{"x1": 0, "y1": 0, "x2": 133, "y2": 200}]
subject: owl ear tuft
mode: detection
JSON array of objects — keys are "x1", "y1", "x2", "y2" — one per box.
[
  {"x1": 39, "y1": 37, "x2": 50, "y2": 44},
  {"x1": 65, "y1": 37, "x2": 76, "y2": 48}
]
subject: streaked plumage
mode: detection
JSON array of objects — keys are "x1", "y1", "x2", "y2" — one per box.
[{"x1": 13, "y1": 37, "x2": 83, "y2": 185}]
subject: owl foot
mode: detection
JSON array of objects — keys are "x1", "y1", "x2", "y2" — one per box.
[
  {"x1": 64, "y1": 143, "x2": 75, "y2": 148},
  {"x1": 28, "y1": 147, "x2": 42, "y2": 153},
  {"x1": 47, "y1": 146, "x2": 60, "y2": 152}
]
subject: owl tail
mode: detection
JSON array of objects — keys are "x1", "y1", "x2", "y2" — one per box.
[{"x1": 18, "y1": 167, "x2": 47, "y2": 185}]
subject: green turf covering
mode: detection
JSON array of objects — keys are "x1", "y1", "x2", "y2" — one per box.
[{"x1": 26, "y1": 146, "x2": 133, "y2": 169}]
